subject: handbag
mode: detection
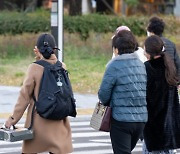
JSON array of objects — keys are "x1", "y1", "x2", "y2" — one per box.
[
  {"x1": 0, "y1": 103, "x2": 36, "y2": 142},
  {"x1": 0, "y1": 126, "x2": 34, "y2": 142},
  {"x1": 90, "y1": 102, "x2": 111, "y2": 132}
]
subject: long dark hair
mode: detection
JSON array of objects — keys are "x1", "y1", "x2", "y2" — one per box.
[{"x1": 145, "y1": 35, "x2": 178, "y2": 86}]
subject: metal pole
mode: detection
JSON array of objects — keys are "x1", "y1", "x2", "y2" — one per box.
[
  {"x1": 58, "y1": 0, "x2": 63, "y2": 62},
  {"x1": 51, "y1": 0, "x2": 58, "y2": 58}
]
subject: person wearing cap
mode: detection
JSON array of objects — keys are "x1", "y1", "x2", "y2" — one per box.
[
  {"x1": 98, "y1": 30, "x2": 147, "y2": 154},
  {"x1": 147, "y1": 16, "x2": 180, "y2": 80},
  {"x1": 112, "y1": 26, "x2": 147, "y2": 63},
  {"x1": 4, "y1": 33, "x2": 72, "y2": 154}
]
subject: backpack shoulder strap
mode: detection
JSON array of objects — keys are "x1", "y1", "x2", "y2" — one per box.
[
  {"x1": 30, "y1": 60, "x2": 51, "y2": 129},
  {"x1": 34, "y1": 60, "x2": 63, "y2": 68},
  {"x1": 54, "y1": 60, "x2": 63, "y2": 68},
  {"x1": 33, "y1": 60, "x2": 51, "y2": 67}
]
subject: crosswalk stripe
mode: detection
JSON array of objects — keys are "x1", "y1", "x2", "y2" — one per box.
[
  {"x1": 73, "y1": 142, "x2": 110, "y2": 148},
  {"x1": 73, "y1": 146, "x2": 144, "y2": 154},
  {"x1": 0, "y1": 145, "x2": 144, "y2": 154},
  {"x1": 0, "y1": 141, "x2": 22, "y2": 145},
  {"x1": 72, "y1": 127, "x2": 93, "y2": 131},
  {"x1": 90, "y1": 139, "x2": 111, "y2": 143},
  {"x1": 2, "y1": 117, "x2": 169, "y2": 154},
  {"x1": 0, "y1": 147, "x2": 21, "y2": 153},
  {"x1": 73, "y1": 149, "x2": 113, "y2": 154},
  {"x1": 133, "y1": 146, "x2": 144, "y2": 152},
  {"x1": 70, "y1": 121, "x2": 90, "y2": 126},
  {"x1": 0, "y1": 130, "x2": 109, "y2": 145},
  {"x1": 0, "y1": 141, "x2": 22, "y2": 146},
  {"x1": 72, "y1": 131, "x2": 109, "y2": 138}
]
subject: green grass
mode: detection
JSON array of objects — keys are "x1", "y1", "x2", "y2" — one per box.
[
  {"x1": 0, "y1": 57, "x2": 33, "y2": 86},
  {"x1": 0, "y1": 32, "x2": 180, "y2": 94},
  {"x1": 0, "y1": 46, "x2": 109, "y2": 93},
  {"x1": 64, "y1": 45, "x2": 109, "y2": 93},
  {"x1": 0, "y1": 33, "x2": 111, "y2": 94},
  {"x1": 15, "y1": 72, "x2": 25, "y2": 77}
]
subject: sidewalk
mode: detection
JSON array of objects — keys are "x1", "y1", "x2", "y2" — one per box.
[{"x1": 0, "y1": 85, "x2": 98, "y2": 118}]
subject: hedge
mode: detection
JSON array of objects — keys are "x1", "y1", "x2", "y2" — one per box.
[
  {"x1": 0, "y1": 10, "x2": 179, "y2": 40},
  {"x1": 63, "y1": 14, "x2": 149, "y2": 40},
  {"x1": 0, "y1": 10, "x2": 50, "y2": 35},
  {"x1": 64, "y1": 14, "x2": 180, "y2": 40}
]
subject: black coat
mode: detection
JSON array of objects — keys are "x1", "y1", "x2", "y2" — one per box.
[{"x1": 143, "y1": 57, "x2": 180, "y2": 151}]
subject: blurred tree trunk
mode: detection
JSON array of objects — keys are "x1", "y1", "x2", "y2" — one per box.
[
  {"x1": 87, "y1": 0, "x2": 93, "y2": 12},
  {"x1": 16, "y1": 0, "x2": 27, "y2": 11},
  {"x1": 69, "y1": 0, "x2": 82, "y2": 16},
  {"x1": 0, "y1": 0, "x2": 4, "y2": 9},
  {"x1": 96, "y1": 0, "x2": 114, "y2": 14}
]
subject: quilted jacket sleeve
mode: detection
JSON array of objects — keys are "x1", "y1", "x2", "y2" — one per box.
[{"x1": 98, "y1": 64, "x2": 116, "y2": 105}]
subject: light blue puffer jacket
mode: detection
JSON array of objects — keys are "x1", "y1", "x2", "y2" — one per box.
[{"x1": 98, "y1": 53, "x2": 148, "y2": 122}]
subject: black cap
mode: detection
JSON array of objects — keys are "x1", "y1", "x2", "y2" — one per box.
[{"x1": 36, "y1": 33, "x2": 56, "y2": 50}]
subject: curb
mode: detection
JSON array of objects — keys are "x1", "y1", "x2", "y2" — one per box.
[
  {"x1": 0, "y1": 108, "x2": 94, "y2": 119},
  {"x1": 77, "y1": 108, "x2": 94, "y2": 115},
  {"x1": 0, "y1": 114, "x2": 92, "y2": 124}
]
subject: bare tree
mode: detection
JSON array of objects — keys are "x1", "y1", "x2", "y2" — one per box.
[
  {"x1": 0, "y1": 0, "x2": 38, "y2": 11},
  {"x1": 25, "y1": 0, "x2": 38, "y2": 12},
  {"x1": 69, "y1": 0, "x2": 82, "y2": 16}
]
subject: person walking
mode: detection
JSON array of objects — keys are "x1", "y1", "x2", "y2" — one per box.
[
  {"x1": 143, "y1": 35, "x2": 180, "y2": 154},
  {"x1": 4, "y1": 33, "x2": 73, "y2": 154},
  {"x1": 98, "y1": 30, "x2": 148, "y2": 154},
  {"x1": 147, "y1": 16, "x2": 180, "y2": 79},
  {"x1": 112, "y1": 25, "x2": 147, "y2": 63}
]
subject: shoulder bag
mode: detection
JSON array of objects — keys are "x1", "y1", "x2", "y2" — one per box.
[{"x1": 90, "y1": 102, "x2": 111, "y2": 132}]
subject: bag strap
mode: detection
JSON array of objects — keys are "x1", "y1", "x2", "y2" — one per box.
[
  {"x1": 29, "y1": 60, "x2": 49, "y2": 130},
  {"x1": 34, "y1": 60, "x2": 62, "y2": 68},
  {"x1": 32, "y1": 60, "x2": 63, "y2": 103},
  {"x1": 31, "y1": 59, "x2": 53, "y2": 126},
  {"x1": 34, "y1": 60, "x2": 52, "y2": 67},
  {"x1": 28, "y1": 102, "x2": 36, "y2": 130},
  {"x1": 32, "y1": 60, "x2": 52, "y2": 103},
  {"x1": 99, "y1": 100, "x2": 111, "y2": 107}
]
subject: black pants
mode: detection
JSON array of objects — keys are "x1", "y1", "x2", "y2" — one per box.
[{"x1": 110, "y1": 118, "x2": 145, "y2": 154}]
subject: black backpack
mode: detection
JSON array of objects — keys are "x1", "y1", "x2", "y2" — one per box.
[{"x1": 33, "y1": 60, "x2": 77, "y2": 120}]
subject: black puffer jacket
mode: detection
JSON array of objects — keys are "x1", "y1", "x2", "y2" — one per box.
[
  {"x1": 143, "y1": 57, "x2": 180, "y2": 152},
  {"x1": 161, "y1": 37, "x2": 180, "y2": 79}
]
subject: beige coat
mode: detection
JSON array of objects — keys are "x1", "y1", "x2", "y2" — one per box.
[{"x1": 11, "y1": 55, "x2": 73, "y2": 154}]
